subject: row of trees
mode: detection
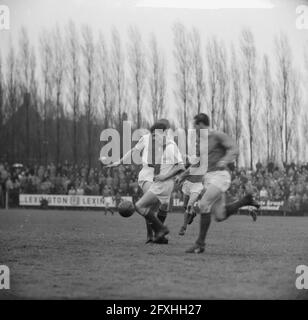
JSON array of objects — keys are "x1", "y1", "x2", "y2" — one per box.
[
  {"x1": 0, "y1": 22, "x2": 166, "y2": 167},
  {"x1": 172, "y1": 23, "x2": 307, "y2": 169},
  {"x1": 0, "y1": 21, "x2": 307, "y2": 169}
]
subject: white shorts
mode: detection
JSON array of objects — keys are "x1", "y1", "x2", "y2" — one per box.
[
  {"x1": 182, "y1": 180, "x2": 204, "y2": 197},
  {"x1": 149, "y1": 180, "x2": 174, "y2": 204},
  {"x1": 204, "y1": 170, "x2": 231, "y2": 192},
  {"x1": 138, "y1": 166, "x2": 154, "y2": 189},
  {"x1": 138, "y1": 180, "x2": 153, "y2": 192}
]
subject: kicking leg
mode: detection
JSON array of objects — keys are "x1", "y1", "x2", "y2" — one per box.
[
  {"x1": 145, "y1": 201, "x2": 160, "y2": 243},
  {"x1": 157, "y1": 202, "x2": 169, "y2": 224},
  {"x1": 153, "y1": 202, "x2": 170, "y2": 244},
  {"x1": 135, "y1": 191, "x2": 169, "y2": 243},
  {"x1": 141, "y1": 181, "x2": 155, "y2": 243},
  {"x1": 214, "y1": 193, "x2": 260, "y2": 222}
]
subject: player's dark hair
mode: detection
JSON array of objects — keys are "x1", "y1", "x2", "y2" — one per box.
[
  {"x1": 157, "y1": 118, "x2": 170, "y2": 129},
  {"x1": 150, "y1": 122, "x2": 168, "y2": 133},
  {"x1": 194, "y1": 113, "x2": 210, "y2": 126}
]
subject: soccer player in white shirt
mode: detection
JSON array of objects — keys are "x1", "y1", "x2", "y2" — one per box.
[
  {"x1": 106, "y1": 119, "x2": 177, "y2": 243},
  {"x1": 134, "y1": 122, "x2": 185, "y2": 242}
]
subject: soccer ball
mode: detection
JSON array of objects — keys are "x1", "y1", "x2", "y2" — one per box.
[{"x1": 118, "y1": 200, "x2": 135, "y2": 218}]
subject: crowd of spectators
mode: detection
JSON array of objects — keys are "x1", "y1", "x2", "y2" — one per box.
[
  {"x1": 0, "y1": 161, "x2": 142, "y2": 208},
  {"x1": 227, "y1": 162, "x2": 308, "y2": 212},
  {"x1": 0, "y1": 161, "x2": 308, "y2": 212}
]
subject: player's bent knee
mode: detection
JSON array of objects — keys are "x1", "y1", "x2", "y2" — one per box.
[
  {"x1": 212, "y1": 202, "x2": 226, "y2": 222},
  {"x1": 134, "y1": 202, "x2": 146, "y2": 217},
  {"x1": 199, "y1": 202, "x2": 210, "y2": 214},
  {"x1": 214, "y1": 215, "x2": 224, "y2": 222}
]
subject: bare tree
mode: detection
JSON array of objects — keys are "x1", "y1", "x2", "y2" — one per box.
[
  {"x1": 288, "y1": 70, "x2": 301, "y2": 162},
  {"x1": 262, "y1": 54, "x2": 275, "y2": 163},
  {"x1": 19, "y1": 27, "x2": 31, "y2": 93},
  {"x1": 0, "y1": 52, "x2": 4, "y2": 140},
  {"x1": 206, "y1": 37, "x2": 220, "y2": 129},
  {"x1": 240, "y1": 28, "x2": 258, "y2": 170},
  {"x1": 29, "y1": 46, "x2": 41, "y2": 162},
  {"x1": 50, "y1": 25, "x2": 66, "y2": 165},
  {"x1": 148, "y1": 33, "x2": 166, "y2": 122},
  {"x1": 18, "y1": 27, "x2": 31, "y2": 163},
  {"x1": 303, "y1": 43, "x2": 308, "y2": 161},
  {"x1": 67, "y1": 21, "x2": 81, "y2": 166},
  {"x1": 81, "y1": 24, "x2": 96, "y2": 167},
  {"x1": 6, "y1": 45, "x2": 19, "y2": 162},
  {"x1": 173, "y1": 22, "x2": 192, "y2": 135},
  {"x1": 190, "y1": 27, "x2": 205, "y2": 114},
  {"x1": 39, "y1": 29, "x2": 53, "y2": 165},
  {"x1": 230, "y1": 44, "x2": 242, "y2": 167},
  {"x1": 217, "y1": 40, "x2": 230, "y2": 133},
  {"x1": 111, "y1": 27, "x2": 125, "y2": 128},
  {"x1": 127, "y1": 25, "x2": 147, "y2": 128},
  {"x1": 302, "y1": 112, "x2": 308, "y2": 161},
  {"x1": 97, "y1": 32, "x2": 113, "y2": 128},
  {"x1": 275, "y1": 33, "x2": 294, "y2": 164}
]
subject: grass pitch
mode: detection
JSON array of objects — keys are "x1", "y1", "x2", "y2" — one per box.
[{"x1": 0, "y1": 209, "x2": 307, "y2": 299}]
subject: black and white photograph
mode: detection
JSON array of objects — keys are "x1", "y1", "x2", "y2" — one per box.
[{"x1": 0, "y1": 0, "x2": 308, "y2": 304}]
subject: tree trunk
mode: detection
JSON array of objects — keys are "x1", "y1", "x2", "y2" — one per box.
[{"x1": 56, "y1": 91, "x2": 61, "y2": 166}]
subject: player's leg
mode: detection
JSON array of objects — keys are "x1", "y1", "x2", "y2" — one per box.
[
  {"x1": 153, "y1": 198, "x2": 173, "y2": 244},
  {"x1": 179, "y1": 194, "x2": 190, "y2": 235},
  {"x1": 157, "y1": 202, "x2": 169, "y2": 224},
  {"x1": 146, "y1": 201, "x2": 161, "y2": 243},
  {"x1": 135, "y1": 190, "x2": 169, "y2": 242},
  {"x1": 186, "y1": 191, "x2": 200, "y2": 225},
  {"x1": 206, "y1": 170, "x2": 259, "y2": 222},
  {"x1": 196, "y1": 187, "x2": 260, "y2": 223},
  {"x1": 186, "y1": 184, "x2": 223, "y2": 253},
  {"x1": 153, "y1": 202, "x2": 170, "y2": 244},
  {"x1": 154, "y1": 201, "x2": 169, "y2": 244},
  {"x1": 183, "y1": 194, "x2": 190, "y2": 212},
  {"x1": 214, "y1": 193, "x2": 260, "y2": 222},
  {"x1": 140, "y1": 181, "x2": 155, "y2": 243},
  {"x1": 149, "y1": 180, "x2": 174, "y2": 244}
]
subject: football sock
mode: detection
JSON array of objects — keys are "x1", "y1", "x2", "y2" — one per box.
[
  {"x1": 196, "y1": 213, "x2": 211, "y2": 246},
  {"x1": 157, "y1": 208, "x2": 168, "y2": 224},
  {"x1": 145, "y1": 220, "x2": 153, "y2": 238},
  {"x1": 145, "y1": 211, "x2": 165, "y2": 234}
]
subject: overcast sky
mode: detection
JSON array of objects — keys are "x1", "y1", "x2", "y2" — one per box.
[
  {"x1": 0, "y1": 0, "x2": 307, "y2": 119},
  {"x1": 1, "y1": 0, "x2": 306, "y2": 56}
]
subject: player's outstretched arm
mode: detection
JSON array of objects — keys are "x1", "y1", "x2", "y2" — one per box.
[
  {"x1": 114, "y1": 149, "x2": 135, "y2": 167},
  {"x1": 100, "y1": 135, "x2": 146, "y2": 167}
]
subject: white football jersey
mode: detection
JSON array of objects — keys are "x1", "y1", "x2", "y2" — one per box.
[
  {"x1": 159, "y1": 139, "x2": 184, "y2": 176},
  {"x1": 134, "y1": 134, "x2": 154, "y2": 182}
]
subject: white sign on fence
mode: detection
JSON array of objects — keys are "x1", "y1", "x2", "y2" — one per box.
[
  {"x1": 19, "y1": 194, "x2": 132, "y2": 208},
  {"x1": 241, "y1": 200, "x2": 284, "y2": 211}
]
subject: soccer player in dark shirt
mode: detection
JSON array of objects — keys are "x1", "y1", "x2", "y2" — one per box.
[{"x1": 177, "y1": 113, "x2": 260, "y2": 253}]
